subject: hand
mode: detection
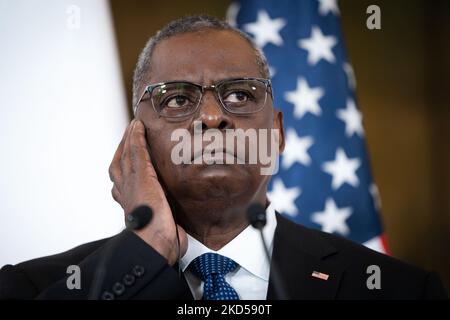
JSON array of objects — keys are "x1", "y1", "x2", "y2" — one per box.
[{"x1": 109, "y1": 119, "x2": 187, "y2": 265}]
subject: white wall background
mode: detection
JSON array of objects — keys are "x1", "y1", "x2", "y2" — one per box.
[{"x1": 0, "y1": 0, "x2": 128, "y2": 265}]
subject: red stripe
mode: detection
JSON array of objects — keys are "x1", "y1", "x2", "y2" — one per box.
[{"x1": 380, "y1": 233, "x2": 390, "y2": 255}]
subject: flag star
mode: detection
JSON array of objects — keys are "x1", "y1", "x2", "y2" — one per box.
[
  {"x1": 243, "y1": 10, "x2": 286, "y2": 48},
  {"x1": 282, "y1": 128, "x2": 314, "y2": 169},
  {"x1": 343, "y1": 62, "x2": 357, "y2": 90},
  {"x1": 322, "y1": 148, "x2": 361, "y2": 190},
  {"x1": 311, "y1": 198, "x2": 352, "y2": 235},
  {"x1": 268, "y1": 178, "x2": 301, "y2": 217},
  {"x1": 336, "y1": 98, "x2": 364, "y2": 137},
  {"x1": 268, "y1": 65, "x2": 276, "y2": 77},
  {"x1": 318, "y1": 0, "x2": 340, "y2": 16},
  {"x1": 369, "y1": 183, "x2": 382, "y2": 211},
  {"x1": 284, "y1": 77, "x2": 324, "y2": 119},
  {"x1": 298, "y1": 26, "x2": 337, "y2": 65},
  {"x1": 226, "y1": 2, "x2": 240, "y2": 28}
]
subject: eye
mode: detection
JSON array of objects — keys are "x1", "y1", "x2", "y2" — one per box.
[
  {"x1": 165, "y1": 95, "x2": 190, "y2": 108},
  {"x1": 223, "y1": 91, "x2": 250, "y2": 103}
]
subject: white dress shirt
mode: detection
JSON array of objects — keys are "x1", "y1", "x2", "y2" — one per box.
[{"x1": 179, "y1": 203, "x2": 277, "y2": 300}]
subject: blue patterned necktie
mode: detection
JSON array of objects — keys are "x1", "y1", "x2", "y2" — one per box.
[{"x1": 188, "y1": 252, "x2": 240, "y2": 300}]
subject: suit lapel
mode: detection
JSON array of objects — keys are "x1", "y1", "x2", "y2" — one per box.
[{"x1": 267, "y1": 213, "x2": 346, "y2": 300}]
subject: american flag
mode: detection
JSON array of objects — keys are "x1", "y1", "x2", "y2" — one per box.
[
  {"x1": 228, "y1": 0, "x2": 388, "y2": 253},
  {"x1": 311, "y1": 271, "x2": 330, "y2": 281}
]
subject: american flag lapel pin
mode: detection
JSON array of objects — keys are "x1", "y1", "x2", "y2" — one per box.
[{"x1": 311, "y1": 271, "x2": 329, "y2": 281}]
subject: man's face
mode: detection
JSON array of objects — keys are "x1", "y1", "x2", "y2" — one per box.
[{"x1": 136, "y1": 29, "x2": 284, "y2": 210}]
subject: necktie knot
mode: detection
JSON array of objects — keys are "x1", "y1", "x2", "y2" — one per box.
[
  {"x1": 188, "y1": 253, "x2": 240, "y2": 300},
  {"x1": 189, "y1": 253, "x2": 238, "y2": 280}
]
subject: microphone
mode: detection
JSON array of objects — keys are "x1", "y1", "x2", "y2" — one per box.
[
  {"x1": 248, "y1": 203, "x2": 267, "y2": 229},
  {"x1": 88, "y1": 205, "x2": 153, "y2": 300},
  {"x1": 125, "y1": 205, "x2": 153, "y2": 230},
  {"x1": 247, "y1": 203, "x2": 288, "y2": 300}
]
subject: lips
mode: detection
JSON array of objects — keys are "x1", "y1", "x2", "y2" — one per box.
[{"x1": 191, "y1": 147, "x2": 243, "y2": 164}]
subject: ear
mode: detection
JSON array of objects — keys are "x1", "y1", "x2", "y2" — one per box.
[{"x1": 273, "y1": 108, "x2": 285, "y2": 154}]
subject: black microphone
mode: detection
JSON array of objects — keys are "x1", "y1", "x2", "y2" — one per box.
[
  {"x1": 125, "y1": 205, "x2": 153, "y2": 230},
  {"x1": 247, "y1": 203, "x2": 288, "y2": 300},
  {"x1": 88, "y1": 205, "x2": 153, "y2": 300},
  {"x1": 248, "y1": 203, "x2": 267, "y2": 229}
]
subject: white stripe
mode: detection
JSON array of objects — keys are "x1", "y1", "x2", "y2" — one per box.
[{"x1": 363, "y1": 236, "x2": 386, "y2": 254}]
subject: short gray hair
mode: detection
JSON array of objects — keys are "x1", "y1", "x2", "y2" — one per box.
[{"x1": 132, "y1": 15, "x2": 270, "y2": 107}]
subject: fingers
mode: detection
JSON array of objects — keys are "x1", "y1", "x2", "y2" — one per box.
[
  {"x1": 129, "y1": 120, "x2": 155, "y2": 173},
  {"x1": 120, "y1": 119, "x2": 137, "y2": 175},
  {"x1": 122, "y1": 120, "x2": 156, "y2": 177},
  {"x1": 109, "y1": 120, "x2": 134, "y2": 184},
  {"x1": 110, "y1": 118, "x2": 151, "y2": 180},
  {"x1": 109, "y1": 119, "x2": 158, "y2": 205}
]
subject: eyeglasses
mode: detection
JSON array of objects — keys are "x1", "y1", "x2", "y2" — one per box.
[{"x1": 134, "y1": 77, "x2": 273, "y2": 118}]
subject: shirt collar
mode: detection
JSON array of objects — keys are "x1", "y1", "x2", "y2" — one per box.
[{"x1": 179, "y1": 202, "x2": 277, "y2": 281}]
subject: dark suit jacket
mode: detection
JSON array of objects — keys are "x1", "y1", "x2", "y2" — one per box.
[{"x1": 0, "y1": 214, "x2": 447, "y2": 300}]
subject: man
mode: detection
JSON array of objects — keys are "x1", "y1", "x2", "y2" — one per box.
[{"x1": 0, "y1": 15, "x2": 447, "y2": 300}]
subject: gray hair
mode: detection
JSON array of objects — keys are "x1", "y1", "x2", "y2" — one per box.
[{"x1": 132, "y1": 15, "x2": 270, "y2": 107}]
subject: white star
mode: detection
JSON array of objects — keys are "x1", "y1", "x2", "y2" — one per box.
[
  {"x1": 226, "y1": 2, "x2": 240, "y2": 28},
  {"x1": 336, "y1": 98, "x2": 364, "y2": 137},
  {"x1": 311, "y1": 198, "x2": 352, "y2": 235},
  {"x1": 322, "y1": 148, "x2": 361, "y2": 190},
  {"x1": 284, "y1": 77, "x2": 324, "y2": 119},
  {"x1": 369, "y1": 183, "x2": 382, "y2": 211},
  {"x1": 298, "y1": 26, "x2": 337, "y2": 65},
  {"x1": 243, "y1": 10, "x2": 286, "y2": 48},
  {"x1": 268, "y1": 65, "x2": 276, "y2": 77},
  {"x1": 318, "y1": 0, "x2": 340, "y2": 16},
  {"x1": 282, "y1": 128, "x2": 314, "y2": 169},
  {"x1": 268, "y1": 178, "x2": 301, "y2": 217},
  {"x1": 343, "y1": 62, "x2": 357, "y2": 90}
]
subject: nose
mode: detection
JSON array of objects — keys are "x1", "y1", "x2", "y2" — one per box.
[{"x1": 192, "y1": 90, "x2": 234, "y2": 132}]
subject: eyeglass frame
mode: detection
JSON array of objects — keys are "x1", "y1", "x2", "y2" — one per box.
[{"x1": 133, "y1": 77, "x2": 274, "y2": 118}]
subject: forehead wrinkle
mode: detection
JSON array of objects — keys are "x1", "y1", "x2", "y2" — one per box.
[
  {"x1": 149, "y1": 61, "x2": 262, "y2": 85},
  {"x1": 149, "y1": 72, "x2": 261, "y2": 87},
  {"x1": 148, "y1": 31, "x2": 262, "y2": 85}
]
